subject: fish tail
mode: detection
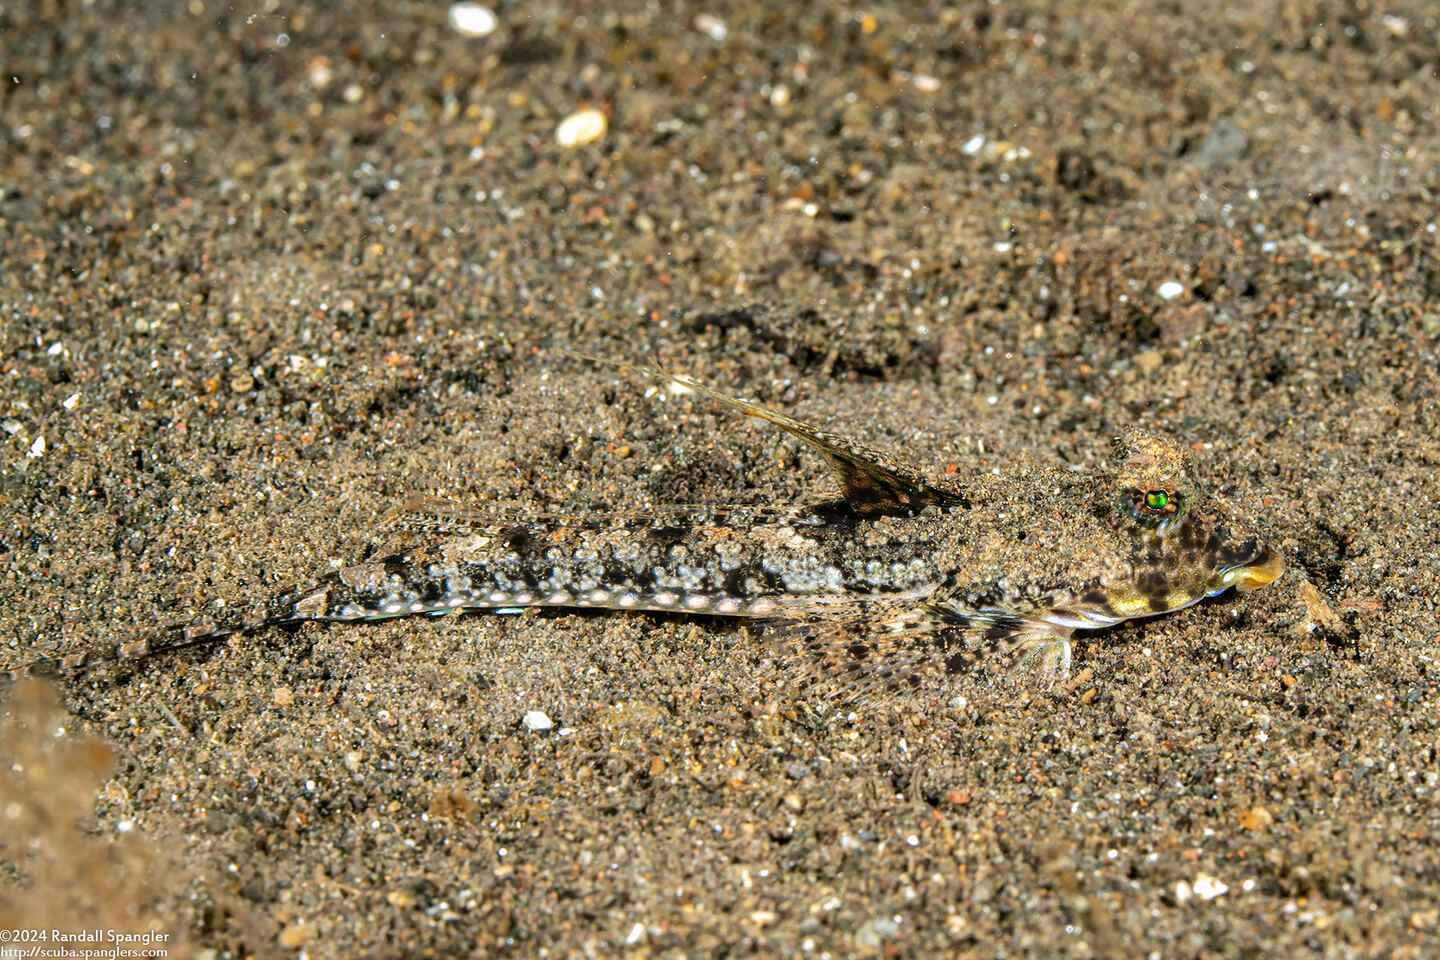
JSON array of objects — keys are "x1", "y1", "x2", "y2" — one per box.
[{"x1": 2, "y1": 579, "x2": 337, "y2": 687}]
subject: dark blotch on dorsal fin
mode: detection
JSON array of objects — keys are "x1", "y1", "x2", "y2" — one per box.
[{"x1": 580, "y1": 354, "x2": 967, "y2": 517}]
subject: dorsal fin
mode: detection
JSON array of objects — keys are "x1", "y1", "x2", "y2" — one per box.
[{"x1": 577, "y1": 354, "x2": 966, "y2": 516}]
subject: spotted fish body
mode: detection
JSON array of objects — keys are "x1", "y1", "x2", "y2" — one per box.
[{"x1": 8, "y1": 361, "x2": 1283, "y2": 698}]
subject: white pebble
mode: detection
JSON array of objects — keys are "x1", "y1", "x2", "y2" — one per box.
[
  {"x1": 1382, "y1": 14, "x2": 1409, "y2": 36},
  {"x1": 1157, "y1": 280, "x2": 1185, "y2": 300},
  {"x1": 448, "y1": 2, "x2": 497, "y2": 38},
  {"x1": 556, "y1": 108, "x2": 606, "y2": 147},
  {"x1": 27, "y1": 436, "x2": 45, "y2": 458},
  {"x1": 961, "y1": 134, "x2": 986, "y2": 156},
  {"x1": 693, "y1": 13, "x2": 727, "y2": 41},
  {"x1": 307, "y1": 59, "x2": 333, "y2": 90},
  {"x1": 1192, "y1": 872, "x2": 1229, "y2": 900},
  {"x1": 522, "y1": 710, "x2": 553, "y2": 732}
]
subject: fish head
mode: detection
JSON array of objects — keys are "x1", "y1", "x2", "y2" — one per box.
[{"x1": 1095, "y1": 428, "x2": 1283, "y2": 620}]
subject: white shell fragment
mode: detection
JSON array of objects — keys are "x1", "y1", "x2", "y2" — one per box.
[
  {"x1": 522, "y1": 710, "x2": 553, "y2": 732},
  {"x1": 1157, "y1": 280, "x2": 1186, "y2": 300},
  {"x1": 448, "y1": 2, "x2": 497, "y2": 38},
  {"x1": 556, "y1": 108, "x2": 606, "y2": 147}
]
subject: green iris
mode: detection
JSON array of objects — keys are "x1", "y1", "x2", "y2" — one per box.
[{"x1": 1144, "y1": 490, "x2": 1169, "y2": 511}]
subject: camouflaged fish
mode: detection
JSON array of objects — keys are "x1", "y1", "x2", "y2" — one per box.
[{"x1": 6, "y1": 361, "x2": 1283, "y2": 699}]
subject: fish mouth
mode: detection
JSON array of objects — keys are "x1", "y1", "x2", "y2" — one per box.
[{"x1": 1227, "y1": 546, "x2": 1284, "y2": 592}]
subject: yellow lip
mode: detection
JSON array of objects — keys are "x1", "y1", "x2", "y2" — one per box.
[{"x1": 1232, "y1": 547, "x2": 1284, "y2": 592}]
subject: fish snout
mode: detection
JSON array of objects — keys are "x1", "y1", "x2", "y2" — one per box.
[{"x1": 1230, "y1": 545, "x2": 1284, "y2": 592}]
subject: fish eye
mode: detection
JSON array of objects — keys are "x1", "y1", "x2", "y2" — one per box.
[
  {"x1": 1118, "y1": 486, "x2": 1184, "y2": 528},
  {"x1": 1133, "y1": 487, "x2": 1180, "y2": 519}
]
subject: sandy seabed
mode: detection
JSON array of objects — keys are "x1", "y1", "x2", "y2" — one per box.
[{"x1": 2, "y1": 2, "x2": 1438, "y2": 957}]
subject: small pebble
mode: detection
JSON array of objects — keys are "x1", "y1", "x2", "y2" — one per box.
[
  {"x1": 307, "y1": 57, "x2": 333, "y2": 90},
  {"x1": 522, "y1": 710, "x2": 553, "y2": 732},
  {"x1": 448, "y1": 2, "x2": 497, "y2": 38},
  {"x1": 1135, "y1": 350, "x2": 1164, "y2": 376},
  {"x1": 1158, "y1": 280, "x2": 1185, "y2": 300},
  {"x1": 693, "y1": 13, "x2": 727, "y2": 41},
  {"x1": 278, "y1": 923, "x2": 310, "y2": 949},
  {"x1": 556, "y1": 108, "x2": 606, "y2": 147},
  {"x1": 1193, "y1": 872, "x2": 1229, "y2": 900},
  {"x1": 1194, "y1": 121, "x2": 1248, "y2": 167}
]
